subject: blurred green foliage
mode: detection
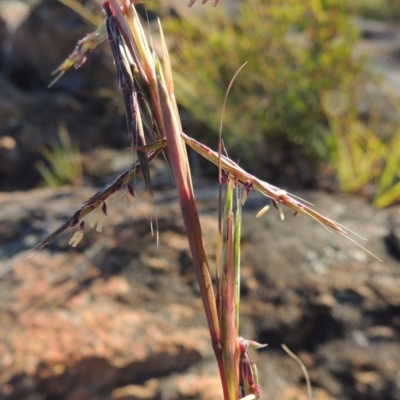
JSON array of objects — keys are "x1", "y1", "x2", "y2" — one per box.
[
  {"x1": 36, "y1": 121, "x2": 83, "y2": 188},
  {"x1": 163, "y1": 0, "x2": 400, "y2": 206},
  {"x1": 56, "y1": 0, "x2": 400, "y2": 205},
  {"x1": 164, "y1": 0, "x2": 367, "y2": 180},
  {"x1": 323, "y1": 91, "x2": 400, "y2": 208}
]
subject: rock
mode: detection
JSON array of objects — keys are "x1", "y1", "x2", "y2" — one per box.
[
  {"x1": 370, "y1": 275, "x2": 400, "y2": 307},
  {"x1": 83, "y1": 148, "x2": 134, "y2": 185},
  {"x1": 355, "y1": 18, "x2": 400, "y2": 120},
  {"x1": 0, "y1": 1, "x2": 29, "y2": 68},
  {"x1": 365, "y1": 326, "x2": 396, "y2": 343},
  {"x1": 0, "y1": 1, "x2": 29, "y2": 32},
  {"x1": 0, "y1": 187, "x2": 400, "y2": 399},
  {"x1": 385, "y1": 207, "x2": 400, "y2": 260},
  {"x1": 0, "y1": 248, "x2": 213, "y2": 399},
  {"x1": 0, "y1": 72, "x2": 129, "y2": 190},
  {"x1": 9, "y1": 0, "x2": 115, "y2": 92},
  {"x1": 0, "y1": 136, "x2": 18, "y2": 176},
  {"x1": 161, "y1": 372, "x2": 223, "y2": 400},
  {"x1": 0, "y1": 187, "x2": 217, "y2": 400},
  {"x1": 0, "y1": 15, "x2": 6, "y2": 68},
  {"x1": 0, "y1": 76, "x2": 110, "y2": 189},
  {"x1": 277, "y1": 385, "x2": 333, "y2": 400},
  {"x1": 111, "y1": 379, "x2": 159, "y2": 400},
  {"x1": 0, "y1": 0, "x2": 142, "y2": 190},
  {"x1": 0, "y1": 73, "x2": 33, "y2": 130}
]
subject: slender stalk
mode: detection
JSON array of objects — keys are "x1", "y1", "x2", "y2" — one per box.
[
  {"x1": 220, "y1": 180, "x2": 239, "y2": 399},
  {"x1": 156, "y1": 28, "x2": 231, "y2": 400},
  {"x1": 105, "y1": 2, "x2": 230, "y2": 397}
]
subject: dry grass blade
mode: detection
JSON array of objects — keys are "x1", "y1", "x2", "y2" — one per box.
[
  {"x1": 49, "y1": 23, "x2": 107, "y2": 88},
  {"x1": 218, "y1": 62, "x2": 247, "y2": 237},
  {"x1": 182, "y1": 132, "x2": 382, "y2": 261},
  {"x1": 219, "y1": 180, "x2": 240, "y2": 399},
  {"x1": 282, "y1": 344, "x2": 312, "y2": 400},
  {"x1": 104, "y1": 1, "x2": 154, "y2": 197},
  {"x1": 21, "y1": 143, "x2": 164, "y2": 260}
]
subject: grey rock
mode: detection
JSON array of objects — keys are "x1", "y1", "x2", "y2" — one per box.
[{"x1": 0, "y1": 187, "x2": 400, "y2": 399}]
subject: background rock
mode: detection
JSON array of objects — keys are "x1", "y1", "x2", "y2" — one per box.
[
  {"x1": 0, "y1": 186, "x2": 399, "y2": 399},
  {"x1": 9, "y1": 0, "x2": 114, "y2": 92},
  {"x1": 0, "y1": 0, "x2": 128, "y2": 190}
]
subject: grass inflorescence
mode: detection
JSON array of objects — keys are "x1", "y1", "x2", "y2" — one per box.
[{"x1": 28, "y1": 0, "x2": 381, "y2": 398}]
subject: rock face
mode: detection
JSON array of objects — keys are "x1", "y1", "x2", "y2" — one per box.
[
  {"x1": 0, "y1": 0, "x2": 128, "y2": 190},
  {"x1": 9, "y1": 0, "x2": 113, "y2": 92},
  {"x1": 0, "y1": 186, "x2": 399, "y2": 400}
]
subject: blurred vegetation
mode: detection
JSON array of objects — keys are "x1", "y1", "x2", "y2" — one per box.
[
  {"x1": 323, "y1": 91, "x2": 400, "y2": 208},
  {"x1": 164, "y1": 0, "x2": 366, "y2": 184},
  {"x1": 162, "y1": 0, "x2": 400, "y2": 205},
  {"x1": 36, "y1": 121, "x2": 83, "y2": 187},
  {"x1": 55, "y1": 0, "x2": 400, "y2": 206}
]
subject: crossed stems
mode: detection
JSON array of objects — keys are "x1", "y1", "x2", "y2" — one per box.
[{"x1": 37, "y1": 1, "x2": 377, "y2": 398}]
